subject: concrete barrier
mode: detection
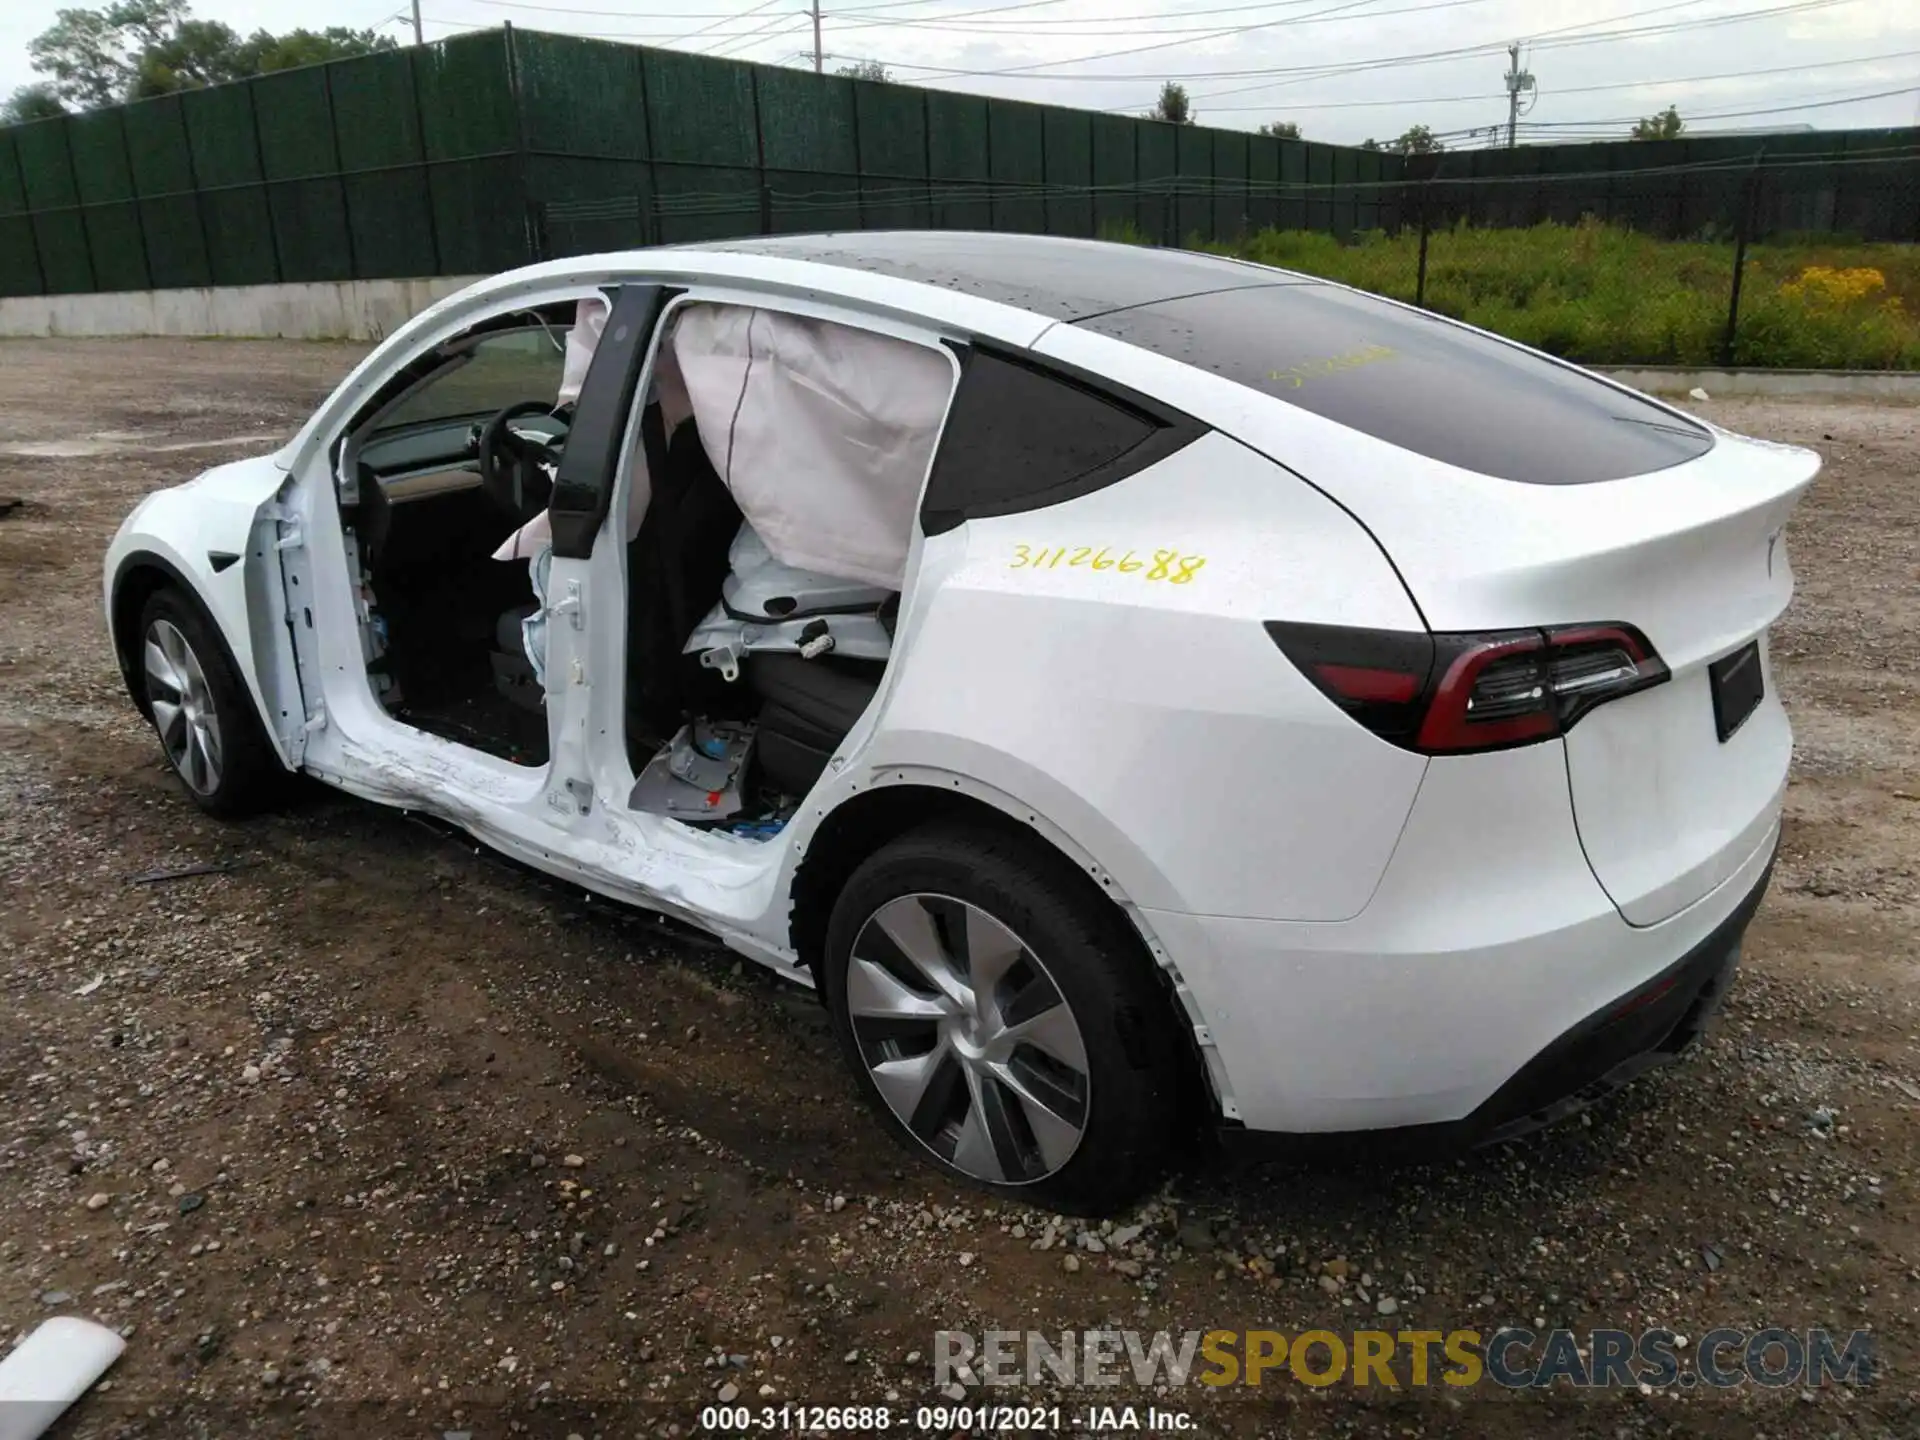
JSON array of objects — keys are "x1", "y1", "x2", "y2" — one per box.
[
  {"x1": 0, "y1": 277, "x2": 484, "y2": 342},
  {"x1": 1596, "y1": 366, "x2": 1920, "y2": 402}
]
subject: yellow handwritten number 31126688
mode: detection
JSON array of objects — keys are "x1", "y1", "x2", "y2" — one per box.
[{"x1": 1009, "y1": 544, "x2": 1207, "y2": 584}]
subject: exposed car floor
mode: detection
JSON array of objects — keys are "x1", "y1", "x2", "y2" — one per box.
[
  {"x1": 3, "y1": 340, "x2": 1918, "y2": 1437},
  {"x1": 394, "y1": 689, "x2": 549, "y2": 766}
]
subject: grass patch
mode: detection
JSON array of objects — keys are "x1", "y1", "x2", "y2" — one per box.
[{"x1": 1102, "y1": 218, "x2": 1920, "y2": 369}]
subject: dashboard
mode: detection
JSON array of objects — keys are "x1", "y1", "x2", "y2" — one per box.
[{"x1": 357, "y1": 412, "x2": 570, "y2": 505}]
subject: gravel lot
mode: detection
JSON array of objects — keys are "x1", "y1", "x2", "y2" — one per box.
[{"x1": 1, "y1": 339, "x2": 1916, "y2": 1439}]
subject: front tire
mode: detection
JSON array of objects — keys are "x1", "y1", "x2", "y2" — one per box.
[
  {"x1": 822, "y1": 822, "x2": 1182, "y2": 1215},
  {"x1": 137, "y1": 587, "x2": 279, "y2": 817}
]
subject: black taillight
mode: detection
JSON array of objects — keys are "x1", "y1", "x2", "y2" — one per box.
[
  {"x1": 1257, "y1": 622, "x2": 1436, "y2": 746},
  {"x1": 1265, "y1": 621, "x2": 1669, "y2": 755}
]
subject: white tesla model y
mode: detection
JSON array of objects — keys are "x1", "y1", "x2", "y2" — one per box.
[{"x1": 104, "y1": 233, "x2": 1815, "y2": 1213}]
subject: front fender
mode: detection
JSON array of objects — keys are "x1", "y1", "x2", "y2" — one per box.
[{"x1": 104, "y1": 454, "x2": 301, "y2": 766}]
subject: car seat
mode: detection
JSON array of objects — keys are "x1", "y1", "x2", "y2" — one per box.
[
  {"x1": 682, "y1": 526, "x2": 901, "y2": 799},
  {"x1": 625, "y1": 407, "x2": 743, "y2": 751},
  {"x1": 743, "y1": 651, "x2": 888, "y2": 798},
  {"x1": 683, "y1": 526, "x2": 897, "y2": 682}
]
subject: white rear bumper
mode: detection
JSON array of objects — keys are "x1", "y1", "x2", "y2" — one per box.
[{"x1": 1148, "y1": 741, "x2": 1784, "y2": 1134}]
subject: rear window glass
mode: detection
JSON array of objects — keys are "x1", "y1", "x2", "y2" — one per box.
[{"x1": 1075, "y1": 283, "x2": 1713, "y2": 484}]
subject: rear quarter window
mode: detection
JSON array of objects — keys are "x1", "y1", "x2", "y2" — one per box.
[
  {"x1": 1075, "y1": 282, "x2": 1714, "y2": 485},
  {"x1": 918, "y1": 347, "x2": 1201, "y2": 533}
]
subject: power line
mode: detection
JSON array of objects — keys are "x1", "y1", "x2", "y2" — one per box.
[
  {"x1": 705, "y1": 16, "x2": 812, "y2": 55},
  {"x1": 430, "y1": 0, "x2": 1090, "y2": 41},
  {"x1": 871, "y1": 0, "x2": 1861, "y2": 82},
  {"x1": 442, "y1": 0, "x2": 1296, "y2": 21},
  {"x1": 960, "y1": 0, "x2": 1858, "y2": 94},
  {"x1": 662, "y1": 0, "x2": 790, "y2": 49},
  {"x1": 824, "y1": 0, "x2": 1424, "y2": 32},
  {"x1": 1177, "y1": 48, "x2": 1920, "y2": 113},
  {"x1": 1413, "y1": 82, "x2": 1920, "y2": 141},
  {"x1": 693, "y1": 9, "x2": 805, "y2": 53},
  {"x1": 861, "y1": 0, "x2": 1428, "y2": 77},
  {"x1": 1507, "y1": 0, "x2": 1719, "y2": 43},
  {"x1": 500, "y1": 0, "x2": 1409, "y2": 45},
  {"x1": 450, "y1": 0, "x2": 959, "y2": 13},
  {"x1": 1506, "y1": 83, "x2": 1920, "y2": 129},
  {"x1": 551, "y1": 0, "x2": 1479, "y2": 44}
]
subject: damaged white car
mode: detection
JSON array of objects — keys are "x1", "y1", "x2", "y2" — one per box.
[{"x1": 105, "y1": 233, "x2": 1815, "y2": 1213}]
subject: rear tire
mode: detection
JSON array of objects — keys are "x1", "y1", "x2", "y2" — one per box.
[
  {"x1": 136, "y1": 587, "x2": 280, "y2": 817},
  {"x1": 822, "y1": 822, "x2": 1181, "y2": 1215}
]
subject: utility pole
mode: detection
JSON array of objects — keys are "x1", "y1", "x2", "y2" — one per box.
[
  {"x1": 410, "y1": 0, "x2": 423, "y2": 45},
  {"x1": 811, "y1": 0, "x2": 823, "y2": 73},
  {"x1": 1503, "y1": 42, "x2": 1535, "y2": 149}
]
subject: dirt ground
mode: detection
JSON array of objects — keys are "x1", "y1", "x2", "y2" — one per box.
[{"x1": 1, "y1": 338, "x2": 1916, "y2": 1439}]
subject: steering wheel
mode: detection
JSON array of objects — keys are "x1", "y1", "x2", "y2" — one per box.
[{"x1": 476, "y1": 400, "x2": 566, "y2": 524}]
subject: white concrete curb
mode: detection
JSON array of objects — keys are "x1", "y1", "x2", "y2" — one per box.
[
  {"x1": 0, "y1": 277, "x2": 483, "y2": 342},
  {"x1": 1594, "y1": 367, "x2": 1920, "y2": 401}
]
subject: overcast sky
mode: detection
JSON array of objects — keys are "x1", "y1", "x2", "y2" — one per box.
[{"x1": 5, "y1": 0, "x2": 1917, "y2": 147}]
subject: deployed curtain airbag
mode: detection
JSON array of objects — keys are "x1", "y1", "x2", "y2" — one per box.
[
  {"x1": 670, "y1": 303, "x2": 953, "y2": 590},
  {"x1": 494, "y1": 300, "x2": 951, "y2": 592}
]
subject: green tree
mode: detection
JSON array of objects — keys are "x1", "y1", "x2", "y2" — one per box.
[
  {"x1": 1145, "y1": 81, "x2": 1193, "y2": 125},
  {"x1": 129, "y1": 17, "x2": 250, "y2": 96},
  {"x1": 29, "y1": 0, "x2": 188, "y2": 107},
  {"x1": 2, "y1": 83, "x2": 69, "y2": 123},
  {"x1": 834, "y1": 59, "x2": 892, "y2": 82},
  {"x1": 28, "y1": 1, "x2": 396, "y2": 109},
  {"x1": 241, "y1": 26, "x2": 398, "y2": 72},
  {"x1": 132, "y1": 23, "x2": 397, "y2": 96},
  {"x1": 1256, "y1": 120, "x2": 1301, "y2": 139},
  {"x1": 1630, "y1": 105, "x2": 1684, "y2": 141},
  {"x1": 1387, "y1": 124, "x2": 1444, "y2": 154},
  {"x1": 1359, "y1": 137, "x2": 1382, "y2": 151}
]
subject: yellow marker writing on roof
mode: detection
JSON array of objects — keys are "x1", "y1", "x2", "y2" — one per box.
[{"x1": 1268, "y1": 343, "x2": 1396, "y2": 388}]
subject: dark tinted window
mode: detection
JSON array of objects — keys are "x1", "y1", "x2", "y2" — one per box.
[
  {"x1": 694, "y1": 232, "x2": 1294, "y2": 321},
  {"x1": 1076, "y1": 283, "x2": 1713, "y2": 484},
  {"x1": 920, "y1": 349, "x2": 1199, "y2": 533}
]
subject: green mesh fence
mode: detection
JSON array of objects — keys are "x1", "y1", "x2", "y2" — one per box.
[
  {"x1": 854, "y1": 78, "x2": 928, "y2": 231},
  {"x1": 0, "y1": 27, "x2": 1912, "y2": 302},
  {"x1": 1212, "y1": 129, "x2": 1248, "y2": 243},
  {"x1": 986, "y1": 98, "x2": 1044, "y2": 235},
  {"x1": 1037, "y1": 107, "x2": 1087, "y2": 239},
  {"x1": 1090, "y1": 113, "x2": 1137, "y2": 237},
  {"x1": 331, "y1": 47, "x2": 436, "y2": 278},
  {"x1": 925, "y1": 89, "x2": 990, "y2": 232},
  {"x1": 758, "y1": 66, "x2": 860, "y2": 233},
  {"x1": 0, "y1": 133, "x2": 41, "y2": 296}
]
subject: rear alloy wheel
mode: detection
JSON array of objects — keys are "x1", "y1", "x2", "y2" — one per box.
[
  {"x1": 137, "y1": 588, "x2": 278, "y2": 816},
  {"x1": 848, "y1": 893, "x2": 1091, "y2": 1183},
  {"x1": 823, "y1": 824, "x2": 1181, "y2": 1214}
]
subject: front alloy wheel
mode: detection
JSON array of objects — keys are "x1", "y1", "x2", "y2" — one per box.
[
  {"x1": 847, "y1": 893, "x2": 1091, "y2": 1184},
  {"x1": 144, "y1": 617, "x2": 224, "y2": 797},
  {"x1": 134, "y1": 586, "x2": 279, "y2": 816}
]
